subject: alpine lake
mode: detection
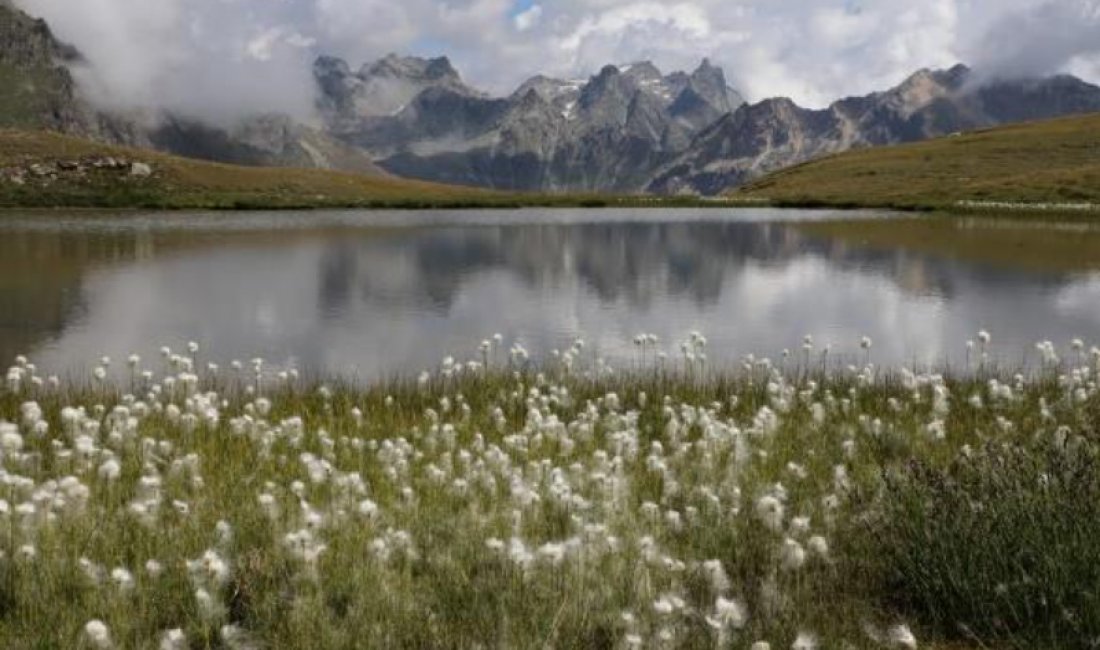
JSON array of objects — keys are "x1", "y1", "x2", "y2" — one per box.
[{"x1": 3, "y1": 207, "x2": 1099, "y2": 378}]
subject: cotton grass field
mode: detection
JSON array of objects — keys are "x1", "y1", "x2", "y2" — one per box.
[{"x1": 1, "y1": 334, "x2": 1099, "y2": 649}]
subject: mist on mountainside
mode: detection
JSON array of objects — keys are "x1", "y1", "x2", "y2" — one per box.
[{"x1": 10, "y1": 0, "x2": 1100, "y2": 126}]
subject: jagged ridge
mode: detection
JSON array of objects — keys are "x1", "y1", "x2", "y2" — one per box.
[
  {"x1": 648, "y1": 66, "x2": 1100, "y2": 195},
  {"x1": 316, "y1": 54, "x2": 745, "y2": 192}
]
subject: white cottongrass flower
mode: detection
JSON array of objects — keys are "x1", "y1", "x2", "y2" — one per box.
[
  {"x1": 0, "y1": 425, "x2": 23, "y2": 453},
  {"x1": 1036, "y1": 340, "x2": 1059, "y2": 365},
  {"x1": 221, "y1": 623, "x2": 255, "y2": 649},
  {"x1": 145, "y1": 559, "x2": 164, "y2": 578},
  {"x1": 160, "y1": 628, "x2": 187, "y2": 650},
  {"x1": 702, "y1": 559, "x2": 730, "y2": 594},
  {"x1": 195, "y1": 587, "x2": 226, "y2": 622},
  {"x1": 887, "y1": 624, "x2": 918, "y2": 649},
  {"x1": 791, "y1": 631, "x2": 818, "y2": 649},
  {"x1": 216, "y1": 520, "x2": 234, "y2": 546},
  {"x1": 789, "y1": 515, "x2": 811, "y2": 535},
  {"x1": 780, "y1": 537, "x2": 807, "y2": 571},
  {"x1": 357, "y1": 499, "x2": 380, "y2": 521},
  {"x1": 751, "y1": 643, "x2": 772, "y2": 650},
  {"x1": 711, "y1": 596, "x2": 747, "y2": 629},
  {"x1": 98, "y1": 459, "x2": 122, "y2": 482},
  {"x1": 187, "y1": 549, "x2": 231, "y2": 587},
  {"x1": 110, "y1": 567, "x2": 134, "y2": 591},
  {"x1": 807, "y1": 535, "x2": 829, "y2": 559},
  {"x1": 536, "y1": 542, "x2": 567, "y2": 566},
  {"x1": 84, "y1": 620, "x2": 112, "y2": 649},
  {"x1": 755, "y1": 494, "x2": 785, "y2": 532},
  {"x1": 652, "y1": 594, "x2": 678, "y2": 616},
  {"x1": 79, "y1": 557, "x2": 105, "y2": 584}
]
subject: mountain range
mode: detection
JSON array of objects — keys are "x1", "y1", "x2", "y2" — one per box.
[
  {"x1": 4, "y1": 0, "x2": 1100, "y2": 196},
  {"x1": 314, "y1": 54, "x2": 745, "y2": 192}
]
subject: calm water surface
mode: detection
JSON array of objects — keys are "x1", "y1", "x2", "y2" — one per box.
[{"x1": 2, "y1": 208, "x2": 1100, "y2": 379}]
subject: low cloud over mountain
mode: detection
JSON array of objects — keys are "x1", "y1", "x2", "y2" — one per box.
[
  {"x1": 12, "y1": 0, "x2": 1100, "y2": 125},
  {"x1": 4, "y1": 0, "x2": 1100, "y2": 195}
]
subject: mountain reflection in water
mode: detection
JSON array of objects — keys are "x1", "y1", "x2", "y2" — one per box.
[{"x1": 1, "y1": 209, "x2": 1098, "y2": 378}]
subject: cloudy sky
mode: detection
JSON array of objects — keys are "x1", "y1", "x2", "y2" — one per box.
[{"x1": 14, "y1": 0, "x2": 1100, "y2": 122}]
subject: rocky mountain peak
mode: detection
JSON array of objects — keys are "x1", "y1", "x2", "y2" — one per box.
[
  {"x1": 683, "y1": 57, "x2": 742, "y2": 113},
  {"x1": 942, "y1": 63, "x2": 972, "y2": 84},
  {"x1": 313, "y1": 55, "x2": 351, "y2": 79},
  {"x1": 513, "y1": 75, "x2": 583, "y2": 103},
  {"x1": 621, "y1": 61, "x2": 663, "y2": 83},
  {"x1": 879, "y1": 66, "x2": 967, "y2": 118},
  {"x1": 366, "y1": 54, "x2": 461, "y2": 84},
  {"x1": 689, "y1": 59, "x2": 723, "y2": 90},
  {"x1": 316, "y1": 53, "x2": 479, "y2": 122},
  {"x1": 593, "y1": 64, "x2": 623, "y2": 81},
  {"x1": 579, "y1": 65, "x2": 632, "y2": 111},
  {"x1": 900, "y1": 64, "x2": 970, "y2": 93},
  {"x1": 692, "y1": 58, "x2": 720, "y2": 80}
]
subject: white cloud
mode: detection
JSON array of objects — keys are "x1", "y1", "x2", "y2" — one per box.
[
  {"x1": 964, "y1": 0, "x2": 1100, "y2": 82},
  {"x1": 12, "y1": 0, "x2": 1100, "y2": 121},
  {"x1": 514, "y1": 4, "x2": 542, "y2": 31},
  {"x1": 16, "y1": 0, "x2": 319, "y2": 124}
]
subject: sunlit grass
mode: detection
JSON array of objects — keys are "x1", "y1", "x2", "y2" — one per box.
[
  {"x1": 0, "y1": 129, "x2": 730, "y2": 211},
  {"x1": 736, "y1": 112, "x2": 1100, "y2": 214},
  {"x1": 0, "y1": 334, "x2": 1098, "y2": 648}
]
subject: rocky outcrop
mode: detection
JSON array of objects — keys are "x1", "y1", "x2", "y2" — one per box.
[
  {"x1": 0, "y1": 0, "x2": 98, "y2": 134},
  {"x1": 0, "y1": 155, "x2": 155, "y2": 187}
]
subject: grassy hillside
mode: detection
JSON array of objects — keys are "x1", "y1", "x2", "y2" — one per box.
[
  {"x1": 0, "y1": 128, "x2": 514, "y2": 209},
  {"x1": 734, "y1": 112, "x2": 1100, "y2": 212},
  {"x1": 0, "y1": 128, "x2": 734, "y2": 210}
]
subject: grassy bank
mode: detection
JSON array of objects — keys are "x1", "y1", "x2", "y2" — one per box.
[
  {"x1": 734, "y1": 113, "x2": 1100, "y2": 214},
  {"x1": 0, "y1": 129, "x2": 725, "y2": 211},
  {"x1": 1, "y1": 336, "x2": 1098, "y2": 648},
  {"x1": 796, "y1": 215, "x2": 1100, "y2": 274}
]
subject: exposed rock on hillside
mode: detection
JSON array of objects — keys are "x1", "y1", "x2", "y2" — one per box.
[
  {"x1": 317, "y1": 55, "x2": 745, "y2": 191},
  {"x1": 0, "y1": 154, "x2": 154, "y2": 187},
  {"x1": 648, "y1": 66, "x2": 1100, "y2": 195},
  {"x1": 0, "y1": 0, "x2": 97, "y2": 134}
]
